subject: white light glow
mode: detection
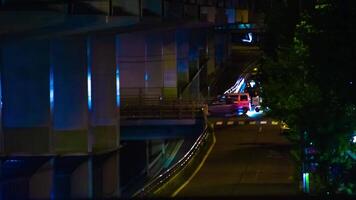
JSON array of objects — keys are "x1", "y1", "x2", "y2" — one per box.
[
  {"x1": 224, "y1": 78, "x2": 245, "y2": 94},
  {"x1": 246, "y1": 109, "x2": 264, "y2": 118},
  {"x1": 242, "y1": 33, "x2": 253, "y2": 43}
]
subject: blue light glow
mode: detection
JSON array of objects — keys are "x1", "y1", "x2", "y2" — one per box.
[
  {"x1": 87, "y1": 71, "x2": 92, "y2": 110},
  {"x1": 242, "y1": 33, "x2": 253, "y2": 43},
  {"x1": 116, "y1": 67, "x2": 120, "y2": 107},
  {"x1": 50, "y1": 64, "x2": 54, "y2": 111},
  {"x1": 238, "y1": 24, "x2": 252, "y2": 29},
  {"x1": 303, "y1": 172, "x2": 310, "y2": 193},
  {"x1": 115, "y1": 35, "x2": 121, "y2": 107},
  {"x1": 87, "y1": 38, "x2": 92, "y2": 110},
  {"x1": 225, "y1": 9, "x2": 236, "y2": 24},
  {"x1": 144, "y1": 73, "x2": 149, "y2": 81}
]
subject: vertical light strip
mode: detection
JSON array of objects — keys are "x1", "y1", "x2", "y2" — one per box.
[
  {"x1": 302, "y1": 172, "x2": 310, "y2": 193},
  {"x1": 116, "y1": 67, "x2": 120, "y2": 107},
  {"x1": 115, "y1": 35, "x2": 120, "y2": 107},
  {"x1": 87, "y1": 37, "x2": 92, "y2": 111},
  {"x1": 49, "y1": 64, "x2": 54, "y2": 112}
]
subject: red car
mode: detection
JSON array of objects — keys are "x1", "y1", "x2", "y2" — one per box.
[{"x1": 227, "y1": 93, "x2": 251, "y2": 113}]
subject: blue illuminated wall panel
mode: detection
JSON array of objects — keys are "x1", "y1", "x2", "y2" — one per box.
[
  {"x1": 1, "y1": 40, "x2": 50, "y2": 127},
  {"x1": 1, "y1": 39, "x2": 50, "y2": 153}
]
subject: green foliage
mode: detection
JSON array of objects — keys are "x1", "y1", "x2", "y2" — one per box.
[{"x1": 261, "y1": 0, "x2": 356, "y2": 194}]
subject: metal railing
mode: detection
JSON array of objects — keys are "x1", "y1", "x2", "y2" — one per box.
[
  {"x1": 132, "y1": 125, "x2": 212, "y2": 197},
  {"x1": 121, "y1": 101, "x2": 205, "y2": 120},
  {"x1": 120, "y1": 88, "x2": 207, "y2": 119}
]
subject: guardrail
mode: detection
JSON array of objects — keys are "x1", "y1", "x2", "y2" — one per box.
[
  {"x1": 121, "y1": 99, "x2": 206, "y2": 120},
  {"x1": 132, "y1": 125, "x2": 213, "y2": 197}
]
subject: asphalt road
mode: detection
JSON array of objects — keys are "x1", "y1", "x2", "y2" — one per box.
[{"x1": 176, "y1": 124, "x2": 298, "y2": 197}]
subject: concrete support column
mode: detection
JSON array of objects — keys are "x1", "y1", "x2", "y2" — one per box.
[
  {"x1": 176, "y1": 29, "x2": 190, "y2": 96},
  {"x1": 51, "y1": 36, "x2": 88, "y2": 153},
  {"x1": 117, "y1": 33, "x2": 145, "y2": 102},
  {"x1": 162, "y1": 31, "x2": 177, "y2": 98},
  {"x1": 89, "y1": 34, "x2": 118, "y2": 152},
  {"x1": 1, "y1": 39, "x2": 50, "y2": 154},
  {"x1": 29, "y1": 159, "x2": 54, "y2": 199},
  {"x1": 71, "y1": 158, "x2": 93, "y2": 199},
  {"x1": 100, "y1": 152, "x2": 120, "y2": 197}
]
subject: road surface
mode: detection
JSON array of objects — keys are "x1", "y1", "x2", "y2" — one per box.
[{"x1": 176, "y1": 124, "x2": 298, "y2": 197}]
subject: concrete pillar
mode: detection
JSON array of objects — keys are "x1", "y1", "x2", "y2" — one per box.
[
  {"x1": 89, "y1": 34, "x2": 119, "y2": 152},
  {"x1": 29, "y1": 159, "x2": 54, "y2": 199},
  {"x1": 0, "y1": 39, "x2": 50, "y2": 154},
  {"x1": 176, "y1": 29, "x2": 190, "y2": 96},
  {"x1": 51, "y1": 36, "x2": 88, "y2": 153},
  {"x1": 117, "y1": 33, "x2": 145, "y2": 101},
  {"x1": 101, "y1": 152, "x2": 120, "y2": 197},
  {"x1": 162, "y1": 31, "x2": 177, "y2": 98},
  {"x1": 71, "y1": 158, "x2": 93, "y2": 199}
]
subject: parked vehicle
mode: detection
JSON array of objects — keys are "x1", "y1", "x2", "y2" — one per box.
[{"x1": 226, "y1": 93, "x2": 251, "y2": 113}]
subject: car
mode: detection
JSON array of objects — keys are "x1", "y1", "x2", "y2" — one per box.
[{"x1": 226, "y1": 93, "x2": 251, "y2": 113}]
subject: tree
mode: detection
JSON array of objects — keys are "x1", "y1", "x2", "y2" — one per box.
[{"x1": 261, "y1": 0, "x2": 356, "y2": 194}]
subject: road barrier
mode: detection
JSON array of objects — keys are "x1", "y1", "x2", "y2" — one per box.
[{"x1": 132, "y1": 124, "x2": 215, "y2": 197}]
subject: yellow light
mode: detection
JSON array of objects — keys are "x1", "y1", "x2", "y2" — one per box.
[{"x1": 253, "y1": 67, "x2": 258, "y2": 71}]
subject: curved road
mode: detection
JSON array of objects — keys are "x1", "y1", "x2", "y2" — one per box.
[{"x1": 176, "y1": 123, "x2": 298, "y2": 197}]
